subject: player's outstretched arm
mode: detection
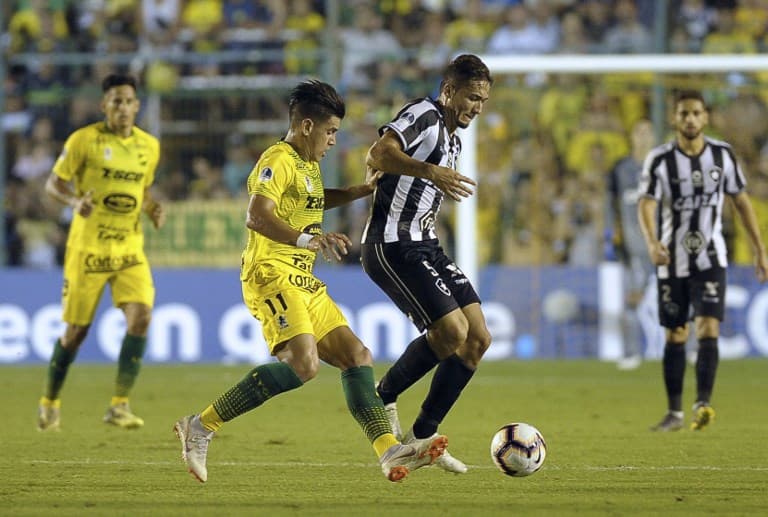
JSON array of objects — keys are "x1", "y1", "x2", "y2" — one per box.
[
  {"x1": 367, "y1": 132, "x2": 475, "y2": 201},
  {"x1": 323, "y1": 166, "x2": 383, "y2": 210},
  {"x1": 45, "y1": 173, "x2": 93, "y2": 217},
  {"x1": 638, "y1": 196, "x2": 669, "y2": 266}
]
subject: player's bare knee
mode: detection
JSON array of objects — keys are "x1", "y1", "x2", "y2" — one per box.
[
  {"x1": 470, "y1": 328, "x2": 492, "y2": 359},
  {"x1": 63, "y1": 325, "x2": 89, "y2": 350},
  {"x1": 456, "y1": 330, "x2": 491, "y2": 368},
  {"x1": 349, "y1": 346, "x2": 373, "y2": 368},
  {"x1": 287, "y1": 356, "x2": 319, "y2": 382},
  {"x1": 667, "y1": 326, "x2": 689, "y2": 344},
  {"x1": 127, "y1": 312, "x2": 152, "y2": 335},
  {"x1": 429, "y1": 318, "x2": 469, "y2": 357}
]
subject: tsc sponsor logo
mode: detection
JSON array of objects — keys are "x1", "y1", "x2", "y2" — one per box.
[
  {"x1": 84, "y1": 253, "x2": 142, "y2": 273},
  {"x1": 103, "y1": 193, "x2": 137, "y2": 213},
  {"x1": 102, "y1": 168, "x2": 145, "y2": 182}
]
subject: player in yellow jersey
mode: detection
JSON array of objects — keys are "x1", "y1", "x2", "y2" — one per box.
[
  {"x1": 173, "y1": 80, "x2": 447, "y2": 483},
  {"x1": 37, "y1": 74, "x2": 165, "y2": 432}
]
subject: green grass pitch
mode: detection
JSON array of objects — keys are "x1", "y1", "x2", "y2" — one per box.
[{"x1": 2, "y1": 359, "x2": 767, "y2": 516}]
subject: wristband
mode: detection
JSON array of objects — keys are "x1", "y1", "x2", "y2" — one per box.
[{"x1": 296, "y1": 233, "x2": 314, "y2": 249}]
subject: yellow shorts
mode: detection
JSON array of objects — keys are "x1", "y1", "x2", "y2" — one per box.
[
  {"x1": 61, "y1": 248, "x2": 155, "y2": 325},
  {"x1": 241, "y1": 265, "x2": 348, "y2": 354}
]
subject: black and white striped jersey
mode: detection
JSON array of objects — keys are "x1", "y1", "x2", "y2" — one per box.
[
  {"x1": 361, "y1": 97, "x2": 460, "y2": 244},
  {"x1": 638, "y1": 136, "x2": 746, "y2": 279}
]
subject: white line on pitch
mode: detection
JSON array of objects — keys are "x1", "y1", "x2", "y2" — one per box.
[{"x1": 26, "y1": 460, "x2": 768, "y2": 471}]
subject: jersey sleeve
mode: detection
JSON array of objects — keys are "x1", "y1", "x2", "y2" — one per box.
[
  {"x1": 637, "y1": 151, "x2": 661, "y2": 201},
  {"x1": 144, "y1": 135, "x2": 161, "y2": 187},
  {"x1": 247, "y1": 151, "x2": 293, "y2": 204},
  {"x1": 724, "y1": 148, "x2": 747, "y2": 195},
  {"x1": 381, "y1": 103, "x2": 439, "y2": 152},
  {"x1": 52, "y1": 129, "x2": 86, "y2": 181}
]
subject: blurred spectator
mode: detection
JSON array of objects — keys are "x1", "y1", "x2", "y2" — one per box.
[
  {"x1": 416, "y1": 10, "x2": 452, "y2": 76},
  {"x1": 222, "y1": 134, "x2": 254, "y2": 196},
  {"x1": 527, "y1": 0, "x2": 561, "y2": 53},
  {"x1": 2, "y1": 77, "x2": 33, "y2": 134},
  {"x1": 601, "y1": 0, "x2": 653, "y2": 53},
  {"x1": 444, "y1": 0, "x2": 492, "y2": 54},
  {"x1": 557, "y1": 10, "x2": 590, "y2": 53},
  {"x1": 4, "y1": 178, "x2": 27, "y2": 266},
  {"x1": 25, "y1": 58, "x2": 71, "y2": 123},
  {"x1": 63, "y1": 0, "x2": 104, "y2": 53},
  {"x1": 180, "y1": 0, "x2": 224, "y2": 54},
  {"x1": 674, "y1": 0, "x2": 716, "y2": 52},
  {"x1": 338, "y1": 3, "x2": 403, "y2": 91},
  {"x1": 487, "y1": 2, "x2": 556, "y2": 55},
  {"x1": 139, "y1": 0, "x2": 182, "y2": 52},
  {"x1": 103, "y1": 0, "x2": 140, "y2": 52},
  {"x1": 155, "y1": 167, "x2": 190, "y2": 201},
  {"x1": 564, "y1": 87, "x2": 628, "y2": 178},
  {"x1": 188, "y1": 155, "x2": 230, "y2": 199},
  {"x1": 538, "y1": 73, "x2": 589, "y2": 157},
  {"x1": 7, "y1": 0, "x2": 69, "y2": 53},
  {"x1": 222, "y1": 0, "x2": 287, "y2": 74},
  {"x1": 561, "y1": 148, "x2": 608, "y2": 267},
  {"x1": 61, "y1": 93, "x2": 101, "y2": 141},
  {"x1": 713, "y1": 93, "x2": 768, "y2": 165},
  {"x1": 284, "y1": 0, "x2": 325, "y2": 75},
  {"x1": 733, "y1": 0, "x2": 768, "y2": 41},
  {"x1": 578, "y1": 0, "x2": 613, "y2": 49},
  {"x1": 733, "y1": 143, "x2": 768, "y2": 265},
  {"x1": 12, "y1": 116, "x2": 56, "y2": 183},
  {"x1": 701, "y1": 4, "x2": 757, "y2": 54}
]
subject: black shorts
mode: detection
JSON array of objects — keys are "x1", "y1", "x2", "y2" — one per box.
[
  {"x1": 361, "y1": 240, "x2": 481, "y2": 332},
  {"x1": 657, "y1": 267, "x2": 726, "y2": 329}
]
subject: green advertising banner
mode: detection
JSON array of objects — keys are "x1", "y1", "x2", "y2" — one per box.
[{"x1": 144, "y1": 200, "x2": 246, "y2": 267}]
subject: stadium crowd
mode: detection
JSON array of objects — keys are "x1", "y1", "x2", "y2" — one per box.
[{"x1": 3, "y1": 0, "x2": 768, "y2": 268}]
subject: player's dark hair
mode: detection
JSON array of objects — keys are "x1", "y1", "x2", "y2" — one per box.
[
  {"x1": 674, "y1": 89, "x2": 707, "y2": 109},
  {"x1": 102, "y1": 74, "x2": 137, "y2": 93},
  {"x1": 288, "y1": 80, "x2": 345, "y2": 124},
  {"x1": 441, "y1": 54, "x2": 493, "y2": 90}
]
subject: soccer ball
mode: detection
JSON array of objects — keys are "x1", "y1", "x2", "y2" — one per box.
[{"x1": 490, "y1": 422, "x2": 547, "y2": 477}]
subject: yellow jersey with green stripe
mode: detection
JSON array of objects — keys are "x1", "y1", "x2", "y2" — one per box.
[
  {"x1": 53, "y1": 121, "x2": 160, "y2": 252},
  {"x1": 240, "y1": 141, "x2": 324, "y2": 281}
]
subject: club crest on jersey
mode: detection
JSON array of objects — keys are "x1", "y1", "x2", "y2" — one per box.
[
  {"x1": 708, "y1": 167, "x2": 722, "y2": 182},
  {"x1": 691, "y1": 169, "x2": 703, "y2": 187},
  {"x1": 682, "y1": 230, "x2": 706, "y2": 254},
  {"x1": 104, "y1": 147, "x2": 112, "y2": 160},
  {"x1": 304, "y1": 175, "x2": 313, "y2": 192},
  {"x1": 259, "y1": 167, "x2": 273, "y2": 181}
]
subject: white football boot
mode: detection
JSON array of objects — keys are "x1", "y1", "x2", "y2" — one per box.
[{"x1": 173, "y1": 414, "x2": 214, "y2": 482}]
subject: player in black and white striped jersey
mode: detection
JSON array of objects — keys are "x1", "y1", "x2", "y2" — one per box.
[
  {"x1": 360, "y1": 54, "x2": 493, "y2": 473},
  {"x1": 638, "y1": 89, "x2": 768, "y2": 432}
]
